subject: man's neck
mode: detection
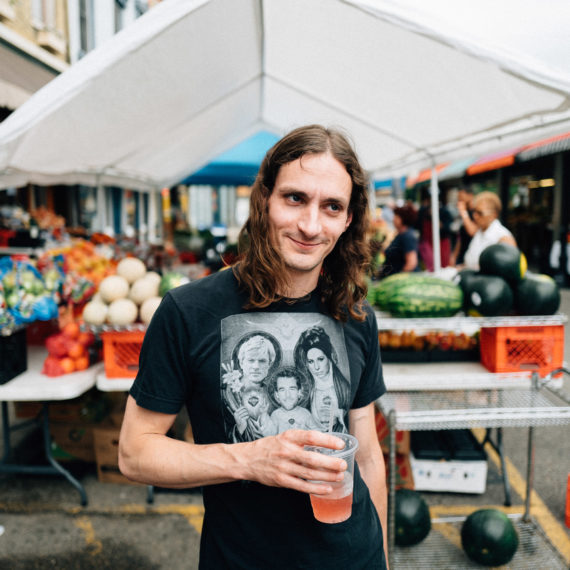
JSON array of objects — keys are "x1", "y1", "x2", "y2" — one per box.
[{"x1": 279, "y1": 270, "x2": 320, "y2": 300}]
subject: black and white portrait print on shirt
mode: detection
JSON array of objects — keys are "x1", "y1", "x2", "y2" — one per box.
[{"x1": 221, "y1": 313, "x2": 352, "y2": 442}]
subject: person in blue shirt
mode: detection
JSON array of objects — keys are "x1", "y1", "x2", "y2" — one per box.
[{"x1": 379, "y1": 202, "x2": 419, "y2": 278}]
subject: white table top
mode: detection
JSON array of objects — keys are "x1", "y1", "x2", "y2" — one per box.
[
  {"x1": 96, "y1": 371, "x2": 134, "y2": 392},
  {"x1": 0, "y1": 346, "x2": 101, "y2": 402}
]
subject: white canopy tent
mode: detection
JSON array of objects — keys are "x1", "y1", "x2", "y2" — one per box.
[{"x1": 1, "y1": 0, "x2": 570, "y2": 259}]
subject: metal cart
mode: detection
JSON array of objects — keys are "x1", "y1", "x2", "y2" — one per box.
[{"x1": 375, "y1": 313, "x2": 570, "y2": 569}]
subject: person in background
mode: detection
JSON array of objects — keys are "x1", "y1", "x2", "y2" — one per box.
[
  {"x1": 462, "y1": 191, "x2": 517, "y2": 269},
  {"x1": 378, "y1": 202, "x2": 418, "y2": 278},
  {"x1": 118, "y1": 124, "x2": 388, "y2": 569},
  {"x1": 450, "y1": 187, "x2": 477, "y2": 266},
  {"x1": 416, "y1": 187, "x2": 454, "y2": 271}
]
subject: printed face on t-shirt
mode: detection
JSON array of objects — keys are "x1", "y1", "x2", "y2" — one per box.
[
  {"x1": 274, "y1": 376, "x2": 302, "y2": 411},
  {"x1": 306, "y1": 347, "x2": 331, "y2": 380},
  {"x1": 240, "y1": 347, "x2": 271, "y2": 384}
]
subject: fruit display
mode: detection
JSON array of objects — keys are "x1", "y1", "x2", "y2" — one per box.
[
  {"x1": 378, "y1": 329, "x2": 479, "y2": 353},
  {"x1": 0, "y1": 257, "x2": 59, "y2": 330},
  {"x1": 394, "y1": 489, "x2": 431, "y2": 546},
  {"x1": 372, "y1": 274, "x2": 463, "y2": 318},
  {"x1": 461, "y1": 508, "x2": 519, "y2": 566},
  {"x1": 454, "y1": 243, "x2": 560, "y2": 317},
  {"x1": 42, "y1": 321, "x2": 96, "y2": 377},
  {"x1": 81, "y1": 259, "x2": 187, "y2": 327}
]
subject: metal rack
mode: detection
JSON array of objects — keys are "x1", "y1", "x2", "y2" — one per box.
[
  {"x1": 376, "y1": 363, "x2": 570, "y2": 569},
  {"x1": 375, "y1": 312, "x2": 567, "y2": 331}
]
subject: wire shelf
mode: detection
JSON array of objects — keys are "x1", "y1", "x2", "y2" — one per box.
[
  {"x1": 377, "y1": 388, "x2": 570, "y2": 431},
  {"x1": 392, "y1": 515, "x2": 568, "y2": 569},
  {"x1": 375, "y1": 312, "x2": 567, "y2": 332}
]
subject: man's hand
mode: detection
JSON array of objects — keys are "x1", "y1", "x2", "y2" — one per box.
[
  {"x1": 238, "y1": 429, "x2": 347, "y2": 495},
  {"x1": 233, "y1": 407, "x2": 250, "y2": 434}
]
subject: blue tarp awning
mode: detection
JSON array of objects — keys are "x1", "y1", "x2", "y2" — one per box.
[{"x1": 181, "y1": 131, "x2": 279, "y2": 186}]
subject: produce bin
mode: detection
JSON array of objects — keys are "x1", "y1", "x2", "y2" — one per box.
[
  {"x1": 479, "y1": 325, "x2": 564, "y2": 376},
  {"x1": 101, "y1": 330, "x2": 145, "y2": 378}
]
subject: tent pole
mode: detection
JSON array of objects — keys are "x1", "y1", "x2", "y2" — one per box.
[
  {"x1": 95, "y1": 174, "x2": 106, "y2": 233},
  {"x1": 148, "y1": 188, "x2": 157, "y2": 244},
  {"x1": 430, "y1": 167, "x2": 441, "y2": 272}
]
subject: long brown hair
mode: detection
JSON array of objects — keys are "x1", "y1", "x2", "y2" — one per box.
[{"x1": 234, "y1": 124, "x2": 371, "y2": 322}]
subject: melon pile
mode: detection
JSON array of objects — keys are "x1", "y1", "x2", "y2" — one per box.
[
  {"x1": 454, "y1": 243, "x2": 560, "y2": 317},
  {"x1": 81, "y1": 258, "x2": 163, "y2": 327}
]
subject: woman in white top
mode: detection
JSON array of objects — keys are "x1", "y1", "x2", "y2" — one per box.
[{"x1": 463, "y1": 191, "x2": 517, "y2": 269}]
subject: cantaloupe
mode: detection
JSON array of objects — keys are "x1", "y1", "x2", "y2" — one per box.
[
  {"x1": 116, "y1": 257, "x2": 147, "y2": 284},
  {"x1": 98, "y1": 275, "x2": 129, "y2": 304},
  {"x1": 140, "y1": 296, "x2": 162, "y2": 325},
  {"x1": 129, "y1": 276, "x2": 160, "y2": 306},
  {"x1": 107, "y1": 298, "x2": 138, "y2": 326},
  {"x1": 82, "y1": 300, "x2": 108, "y2": 326}
]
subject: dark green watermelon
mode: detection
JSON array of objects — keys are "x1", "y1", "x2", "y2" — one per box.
[
  {"x1": 461, "y1": 509, "x2": 519, "y2": 566},
  {"x1": 452, "y1": 268, "x2": 479, "y2": 295},
  {"x1": 514, "y1": 273, "x2": 561, "y2": 315},
  {"x1": 463, "y1": 274, "x2": 513, "y2": 316},
  {"x1": 479, "y1": 243, "x2": 527, "y2": 284},
  {"x1": 395, "y1": 489, "x2": 431, "y2": 546}
]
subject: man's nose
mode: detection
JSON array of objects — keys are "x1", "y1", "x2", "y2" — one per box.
[{"x1": 298, "y1": 205, "x2": 321, "y2": 237}]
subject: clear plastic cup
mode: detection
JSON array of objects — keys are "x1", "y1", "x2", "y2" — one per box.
[{"x1": 306, "y1": 433, "x2": 359, "y2": 523}]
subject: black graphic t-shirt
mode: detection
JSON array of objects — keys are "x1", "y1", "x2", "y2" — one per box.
[{"x1": 130, "y1": 268, "x2": 386, "y2": 569}]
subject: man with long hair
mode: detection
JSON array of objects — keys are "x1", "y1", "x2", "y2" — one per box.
[{"x1": 119, "y1": 125, "x2": 388, "y2": 569}]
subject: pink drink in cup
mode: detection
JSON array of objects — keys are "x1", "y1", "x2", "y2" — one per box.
[{"x1": 306, "y1": 433, "x2": 358, "y2": 523}]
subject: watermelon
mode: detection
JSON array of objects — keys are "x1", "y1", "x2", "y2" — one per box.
[
  {"x1": 158, "y1": 272, "x2": 190, "y2": 296},
  {"x1": 395, "y1": 489, "x2": 431, "y2": 546},
  {"x1": 514, "y1": 273, "x2": 561, "y2": 315},
  {"x1": 452, "y1": 268, "x2": 479, "y2": 295},
  {"x1": 380, "y1": 274, "x2": 463, "y2": 318},
  {"x1": 374, "y1": 273, "x2": 411, "y2": 309},
  {"x1": 479, "y1": 243, "x2": 527, "y2": 284},
  {"x1": 461, "y1": 508, "x2": 519, "y2": 566},
  {"x1": 462, "y1": 274, "x2": 513, "y2": 316}
]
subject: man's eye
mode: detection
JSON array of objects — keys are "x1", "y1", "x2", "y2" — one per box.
[
  {"x1": 327, "y1": 203, "x2": 341, "y2": 212},
  {"x1": 287, "y1": 194, "x2": 302, "y2": 203}
]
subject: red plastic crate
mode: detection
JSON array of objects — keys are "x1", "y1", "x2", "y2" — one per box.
[
  {"x1": 101, "y1": 330, "x2": 145, "y2": 378},
  {"x1": 480, "y1": 325, "x2": 564, "y2": 376}
]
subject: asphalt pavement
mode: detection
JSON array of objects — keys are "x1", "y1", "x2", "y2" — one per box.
[{"x1": 0, "y1": 291, "x2": 569, "y2": 569}]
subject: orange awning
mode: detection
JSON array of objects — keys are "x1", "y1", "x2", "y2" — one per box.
[
  {"x1": 466, "y1": 148, "x2": 521, "y2": 176},
  {"x1": 406, "y1": 162, "x2": 449, "y2": 187}
]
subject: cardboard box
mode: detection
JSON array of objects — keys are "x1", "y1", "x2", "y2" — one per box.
[
  {"x1": 93, "y1": 426, "x2": 140, "y2": 485},
  {"x1": 15, "y1": 389, "x2": 111, "y2": 422},
  {"x1": 49, "y1": 422, "x2": 96, "y2": 463},
  {"x1": 409, "y1": 452, "x2": 488, "y2": 494},
  {"x1": 384, "y1": 453, "x2": 414, "y2": 490},
  {"x1": 375, "y1": 410, "x2": 410, "y2": 455}
]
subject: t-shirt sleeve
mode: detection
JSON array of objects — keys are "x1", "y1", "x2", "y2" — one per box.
[
  {"x1": 351, "y1": 303, "x2": 385, "y2": 409},
  {"x1": 401, "y1": 230, "x2": 418, "y2": 253},
  {"x1": 129, "y1": 293, "x2": 190, "y2": 415}
]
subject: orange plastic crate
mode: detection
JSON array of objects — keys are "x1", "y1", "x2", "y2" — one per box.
[
  {"x1": 101, "y1": 330, "x2": 145, "y2": 378},
  {"x1": 480, "y1": 325, "x2": 564, "y2": 375}
]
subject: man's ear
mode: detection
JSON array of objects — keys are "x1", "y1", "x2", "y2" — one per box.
[{"x1": 344, "y1": 212, "x2": 353, "y2": 231}]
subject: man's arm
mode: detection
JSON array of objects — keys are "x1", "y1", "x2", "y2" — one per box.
[
  {"x1": 350, "y1": 403, "x2": 389, "y2": 566},
  {"x1": 118, "y1": 395, "x2": 348, "y2": 493}
]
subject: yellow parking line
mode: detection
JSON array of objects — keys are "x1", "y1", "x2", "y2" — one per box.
[
  {"x1": 471, "y1": 427, "x2": 570, "y2": 566},
  {"x1": 74, "y1": 515, "x2": 103, "y2": 556}
]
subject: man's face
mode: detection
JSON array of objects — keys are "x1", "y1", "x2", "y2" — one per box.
[
  {"x1": 274, "y1": 376, "x2": 301, "y2": 411},
  {"x1": 240, "y1": 347, "x2": 271, "y2": 383},
  {"x1": 267, "y1": 152, "x2": 353, "y2": 282}
]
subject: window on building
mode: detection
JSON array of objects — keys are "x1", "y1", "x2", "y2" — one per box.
[
  {"x1": 79, "y1": 0, "x2": 93, "y2": 58},
  {"x1": 31, "y1": 0, "x2": 56, "y2": 30}
]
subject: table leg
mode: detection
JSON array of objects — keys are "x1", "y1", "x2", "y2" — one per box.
[
  {"x1": 40, "y1": 403, "x2": 88, "y2": 506},
  {"x1": 388, "y1": 409, "x2": 396, "y2": 569},
  {"x1": 524, "y1": 426, "x2": 535, "y2": 522},
  {"x1": 482, "y1": 427, "x2": 512, "y2": 506},
  {"x1": 1, "y1": 401, "x2": 10, "y2": 463}
]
